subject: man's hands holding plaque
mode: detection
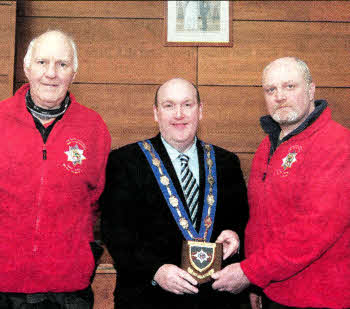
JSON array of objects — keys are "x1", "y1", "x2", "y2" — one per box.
[
  {"x1": 211, "y1": 230, "x2": 250, "y2": 294},
  {"x1": 153, "y1": 230, "x2": 245, "y2": 295},
  {"x1": 154, "y1": 264, "x2": 199, "y2": 295},
  {"x1": 215, "y1": 230, "x2": 240, "y2": 260},
  {"x1": 211, "y1": 263, "x2": 250, "y2": 294}
]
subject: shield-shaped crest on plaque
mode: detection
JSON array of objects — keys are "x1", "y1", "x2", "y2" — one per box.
[{"x1": 188, "y1": 241, "x2": 216, "y2": 273}]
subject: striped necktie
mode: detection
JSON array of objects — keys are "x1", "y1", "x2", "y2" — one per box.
[{"x1": 179, "y1": 154, "x2": 199, "y2": 227}]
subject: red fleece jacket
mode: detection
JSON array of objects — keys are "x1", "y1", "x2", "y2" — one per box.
[
  {"x1": 0, "y1": 84, "x2": 111, "y2": 293},
  {"x1": 241, "y1": 107, "x2": 350, "y2": 308}
]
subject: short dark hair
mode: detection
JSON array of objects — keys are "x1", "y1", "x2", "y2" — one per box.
[{"x1": 154, "y1": 81, "x2": 201, "y2": 107}]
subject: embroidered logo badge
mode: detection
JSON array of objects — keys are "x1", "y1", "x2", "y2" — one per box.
[
  {"x1": 65, "y1": 144, "x2": 86, "y2": 166},
  {"x1": 282, "y1": 152, "x2": 297, "y2": 170},
  {"x1": 276, "y1": 145, "x2": 302, "y2": 177},
  {"x1": 63, "y1": 138, "x2": 87, "y2": 174}
]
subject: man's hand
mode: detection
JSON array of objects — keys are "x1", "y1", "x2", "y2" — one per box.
[
  {"x1": 211, "y1": 263, "x2": 250, "y2": 294},
  {"x1": 215, "y1": 230, "x2": 240, "y2": 260},
  {"x1": 154, "y1": 264, "x2": 198, "y2": 295}
]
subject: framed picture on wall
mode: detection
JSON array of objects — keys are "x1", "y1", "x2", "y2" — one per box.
[{"x1": 164, "y1": 1, "x2": 232, "y2": 47}]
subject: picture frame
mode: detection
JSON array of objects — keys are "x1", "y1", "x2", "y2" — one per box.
[{"x1": 164, "y1": 1, "x2": 232, "y2": 47}]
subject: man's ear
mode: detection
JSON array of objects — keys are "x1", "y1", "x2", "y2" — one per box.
[
  {"x1": 309, "y1": 82, "x2": 316, "y2": 101},
  {"x1": 153, "y1": 104, "x2": 159, "y2": 122},
  {"x1": 24, "y1": 64, "x2": 30, "y2": 81},
  {"x1": 199, "y1": 102, "x2": 203, "y2": 120}
]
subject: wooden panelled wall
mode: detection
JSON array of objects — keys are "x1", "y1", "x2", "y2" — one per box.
[
  {"x1": 9, "y1": 1, "x2": 350, "y2": 308},
  {"x1": 14, "y1": 0, "x2": 350, "y2": 181},
  {"x1": 0, "y1": 1, "x2": 16, "y2": 101}
]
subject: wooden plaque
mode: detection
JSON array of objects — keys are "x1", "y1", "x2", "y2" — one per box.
[{"x1": 181, "y1": 240, "x2": 222, "y2": 284}]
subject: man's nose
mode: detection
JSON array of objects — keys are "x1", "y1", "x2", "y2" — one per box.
[
  {"x1": 45, "y1": 63, "x2": 56, "y2": 78},
  {"x1": 275, "y1": 88, "x2": 286, "y2": 101},
  {"x1": 175, "y1": 105, "x2": 184, "y2": 118}
]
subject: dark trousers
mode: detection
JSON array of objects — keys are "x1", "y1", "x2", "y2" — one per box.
[{"x1": 0, "y1": 286, "x2": 93, "y2": 309}]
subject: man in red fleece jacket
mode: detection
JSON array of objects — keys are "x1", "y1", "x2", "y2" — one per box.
[
  {"x1": 211, "y1": 57, "x2": 350, "y2": 309},
  {"x1": 0, "y1": 30, "x2": 111, "y2": 308}
]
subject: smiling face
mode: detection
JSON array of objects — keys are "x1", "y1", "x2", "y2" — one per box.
[
  {"x1": 153, "y1": 78, "x2": 203, "y2": 152},
  {"x1": 262, "y1": 58, "x2": 316, "y2": 134},
  {"x1": 24, "y1": 31, "x2": 76, "y2": 110}
]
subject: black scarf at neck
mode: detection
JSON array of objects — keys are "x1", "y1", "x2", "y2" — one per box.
[{"x1": 26, "y1": 90, "x2": 70, "y2": 121}]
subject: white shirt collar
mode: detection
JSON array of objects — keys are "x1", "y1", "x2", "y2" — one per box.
[{"x1": 161, "y1": 136, "x2": 197, "y2": 161}]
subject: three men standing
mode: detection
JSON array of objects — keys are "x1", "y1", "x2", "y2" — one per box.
[{"x1": 3, "y1": 27, "x2": 348, "y2": 309}]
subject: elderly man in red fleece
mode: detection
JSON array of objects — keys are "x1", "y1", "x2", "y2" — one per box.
[{"x1": 0, "y1": 30, "x2": 111, "y2": 308}]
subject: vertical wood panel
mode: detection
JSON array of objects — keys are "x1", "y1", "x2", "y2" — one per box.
[
  {"x1": 92, "y1": 269, "x2": 116, "y2": 309},
  {"x1": 233, "y1": 1, "x2": 350, "y2": 22},
  {"x1": 0, "y1": 76, "x2": 12, "y2": 101},
  {"x1": 0, "y1": 1, "x2": 16, "y2": 100},
  {"x1": 69, "y1": 84, "x2": 159, "y2": 149},
  {"x1": 198, "y1": 21, "x2": 350, "y2": 87},
  {"x1": 19, "y1": 1, "x2": 350, "y2": 21},
  {"x1": 316, "y1": 88, "x2": 350, "y2": 129},
  {"x1": 15, "y1": 17, "x2": 197, "y2": 84},
  {"x1": 238, "y1": 153, "x2": 254, "y2": 182},
  {"x1": 18, "y1": 1, "x2": 163, "y2": 18},
  {"x1": 198, "y1": 86, "x2": 266, "y2": 152}
]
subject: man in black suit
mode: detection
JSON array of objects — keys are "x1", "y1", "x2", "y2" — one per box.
[{"x1": 100, "y1": 78, "x2": 248, "y2": 309}]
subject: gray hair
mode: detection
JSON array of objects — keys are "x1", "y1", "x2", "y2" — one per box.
[
  {"x1": 263, "y1": 57, "x2": 312, "y2": 86},
  {"x1": 23, "y1": 30, "x2": 78, "y2": 72}
]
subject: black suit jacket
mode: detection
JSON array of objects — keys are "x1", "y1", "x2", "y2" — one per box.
[{"x1": 100, "y1": 135, "x2": 249, "y2": 309}]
